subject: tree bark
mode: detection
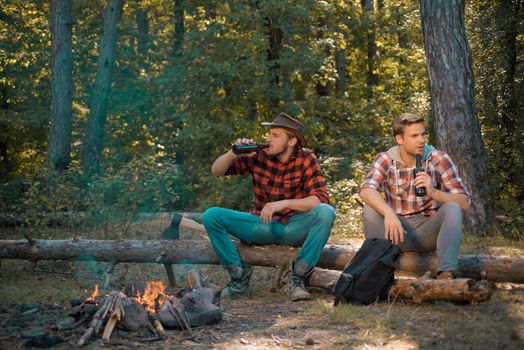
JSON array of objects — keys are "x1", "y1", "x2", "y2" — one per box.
[
  {"x1": 81, "y1": 0, "x2": 124, "y2": 174},
  {"x1": 493, "y1": 0, "x2": 521, "y2": 197},
  {"x1": 173, "y1": 0, "x2": 184, "y2": 57},
  {"x1": 307, "y1": 268, "x2": 493, "y2": 305},
  {"x1": 0, "y1": 86, "x2": 10, "y2": 178},
  {"x1": 265, "y1": 17, "x2": 282, "y2": 109},
  {"x1": 316, "y1": 17, "x2": 331, "y2": 97},
  {"x1": 420, "y1": 0, "x2": 495, "y2": 234},
  {"x1": 1, "y1": 239, "x2": 523, "y2": 283},
  {"x1": 334, "y1": 11, "x2": 348, "y2": 98},
  {"x1": 361, "y1": 0, "x2": 379, "y2": 100},
  {"x1": 393, "y1": 3, "x2": 408, "y2": 65},
  {"x1": 135, "y1": 7, "x2": 149, "y2": 57},
  {"x1": 334, "y1": 48, "x2": 346, "y2": 97},
  {"x1": 48, "y1": 0, "x2": 73, "y2": 172}
]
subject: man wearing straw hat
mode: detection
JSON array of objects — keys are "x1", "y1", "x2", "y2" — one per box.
[{"x1": 203, "y1": 112, "x2": 335, "y2": 301}]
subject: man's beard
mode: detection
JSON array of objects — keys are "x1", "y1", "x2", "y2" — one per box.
[{"x1": 268, "y1": 144, "x2": 289, "y2": 158}]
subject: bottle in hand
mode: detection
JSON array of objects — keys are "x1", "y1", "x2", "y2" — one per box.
[
  {"x1": 232, "y1": 143, "x2": 269, "y2": 154},
  {"x1": 414, "y1": 153, "x2": 427, "y2": 197}
]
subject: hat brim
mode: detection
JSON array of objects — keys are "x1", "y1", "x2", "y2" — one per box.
[{"x1": 261, "y1": 122, "x2": 307, "y2": 147}]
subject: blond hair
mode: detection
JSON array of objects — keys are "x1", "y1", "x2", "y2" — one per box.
[{"x1": 392, "y1": 113, "x2": 425, "y2": 136}]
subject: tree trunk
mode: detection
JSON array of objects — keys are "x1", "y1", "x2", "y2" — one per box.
[
  {"x1": 135, "y1": 7, "x2": 149, "y2": 57},
  {"x1": 316, "y1": 17, "x2": 331, "y2": 97},
  {"x1": 493, "y1": 0, "x2": 521, "y2": 197},
  {"x1": 475, "y1": 2, "x2": 499, "y2": 152},
  {"x1": 265, "y1": 17, "x2": 282, "y2": 109},
  {"x1": 334, "y1": 13, "x2": 347, "y2": 98},
  {"x1": 0, "y1": 85, "x2": 10, "y2": 179},
  {"x1": 335, "y1": 48, "x2": 346, "y2": 97},
  {"x1": 308, "y1": 268, "x2": 493, "y2": 305},
  {"x1": 81, "y1": 0, "x2": 124, "y2": 174},
  {"x1": 48, "y1": 0, "x2": 73, "y2": 173},
  {"x1": 1, "y1": 239, "x2": 523, "y2": 283},
  {"x1": 420, "y1": 0, "x2": 494, "y2": 234},
  {"x1": 393, "y1": 4, "x2": 408, "y2": 65},
  {"x1": 173, "y1": 0, "x2": 184, "y2": 57},
  {"x1": 204, "y1": 3, "x2": 216, "y2": 19},
  {"x1": 361, "y1": 0, "x2": 379, "y2": 100}
]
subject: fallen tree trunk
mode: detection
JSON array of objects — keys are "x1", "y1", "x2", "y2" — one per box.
[
  {"x1": 307, "y1": 268, "x2": 493, "y2": 305},
  {"x1": 0, "y1": 212, "x2": 203, "y2": 227},
  {"x1": 1, "y1": 239, "x2": 523, "y2": 283}
]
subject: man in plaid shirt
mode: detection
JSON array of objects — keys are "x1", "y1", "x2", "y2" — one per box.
[
  {"x1": 359, "y1": 113, "x2": 470, "y2": 279},
  {"x1": 203, "y1": 113, "x2": 335, "y2": 301}
]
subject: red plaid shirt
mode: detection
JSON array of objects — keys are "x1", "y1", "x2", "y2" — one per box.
[
  {"x1": 360, "y1": 146, "x2": 469, "y2": 217},
  {"x1": 225, "y1": 148, "x2": 329, "y2": 223}
]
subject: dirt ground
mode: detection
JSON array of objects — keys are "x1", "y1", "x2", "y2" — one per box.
[{"x1": 1, "y1": 221, "x2": 524, "y2": 349}]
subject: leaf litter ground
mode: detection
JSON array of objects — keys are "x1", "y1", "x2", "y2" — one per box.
[{"x1": 1, "y1": 225, "x2": 524, "y2": 349}]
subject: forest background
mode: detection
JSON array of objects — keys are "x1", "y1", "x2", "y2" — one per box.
[{"x1": 0, "y1": 0, "x2": 522, "y2": 240}]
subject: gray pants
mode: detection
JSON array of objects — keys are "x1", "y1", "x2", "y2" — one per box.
[{"x1": 363, "y1": 202, "x2": 463, "y2": 272}]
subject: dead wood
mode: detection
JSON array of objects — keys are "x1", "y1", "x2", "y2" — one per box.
[
  {"x1": 389, "y1": 278, "x2": 493, "y2": 305},
  {"x1": 151, "y1": 316, "x2": 167, "y2": 339},
  {"x1": 270, "y1": 265, "x2": 287, "y2": 292},
  {"x1": 95, "y1": 292, "x2": 117, "y2": 334},
  {"x1": 164, "y1": 297, "x2": 193, "y2": 338},
  {"x1": 0, "y1": 211, "x2": 203, "y2": 228},
  {"x1": 307, "y1": 268, "x2": 494, "y2": 304},
  {"x1": 77, "y1": 292, "x2": 114, "y2": 347},
  {"x1": 102, "y1": 292, "x2": 124, "y2": 342},
  {"x1": 1, "y1": 239, "x2": 523, "y2": 283}
]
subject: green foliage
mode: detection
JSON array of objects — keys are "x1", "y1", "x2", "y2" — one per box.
[
  {"x1": 3, "y1": 155, "x2": 193, "y2": 237},
  {"x1": 83, "y1": 156, "x2": 194, "y2": 229},
  {"x1": 324, "y1": 158, "x2": 369, "y2": 236},
  {"x1": 466, "y1": 0, "x2": 524, "y2": 238},
  {"x1": 1, "y1": 0, "x2": 522, "y2": 238}
]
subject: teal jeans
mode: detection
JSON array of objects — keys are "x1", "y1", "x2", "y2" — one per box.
[{"x1": 202, "y1": 204, "x2": 336, "y2": 273}]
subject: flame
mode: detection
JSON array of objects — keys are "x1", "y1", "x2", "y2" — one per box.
[
  {"x1": 86, "y1": 281, "x2": 166, "y2": 313},
  {"x1": 134, "y1": 281, "x2": 166, "y2": 314},
  {"x1": 86, "y1": 284, "x2": 100, "y2": 301}
]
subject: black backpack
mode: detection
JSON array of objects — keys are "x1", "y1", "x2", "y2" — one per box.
[{"x1": 334, "y1": 238, "x2": 400, "y2": 306}]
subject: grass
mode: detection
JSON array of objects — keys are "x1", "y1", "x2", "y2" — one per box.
[
  {"x1": 0, "y1": 260, "x2": 84, "y2": 305},
  {"x1": 1, "y1": 216, "x2": 524, "y2": 349},
  {"x1": 320, "y1": 296, "x2": 524, "y2": 349}
]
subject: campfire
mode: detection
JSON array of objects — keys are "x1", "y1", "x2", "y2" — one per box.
[{"x1": 72, "y1": 270, "x2": 221, "y2": 347}]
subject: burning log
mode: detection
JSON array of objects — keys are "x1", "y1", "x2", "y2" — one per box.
[
  {"x1": 72, "y1": 276, "x2": 221, "y2": 346},
  {"x1": 306, "y1": 268, "x2": 494, "y2": 305},
  {"x1": 1, "y1": 239, "x2": 523, "y2": 283}
]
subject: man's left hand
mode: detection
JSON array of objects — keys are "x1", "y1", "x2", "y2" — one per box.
[
  {"x1": 414, "y1": 172, "x2": 434, "y2": 197},
  {"x1": 260, "y1": 200, "x2": 288, "y2": 223}
]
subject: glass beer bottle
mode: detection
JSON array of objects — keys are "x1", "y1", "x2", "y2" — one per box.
[{"x1": 415, "y1": 153, "x2": 427, "y2": 197}]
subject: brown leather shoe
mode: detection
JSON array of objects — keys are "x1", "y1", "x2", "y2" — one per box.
[{"x1": 437, "y1": 271, "x2": 456, "y2": 280}]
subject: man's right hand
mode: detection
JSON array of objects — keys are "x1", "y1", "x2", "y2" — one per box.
[
  {"x1": 235, "y1": 138, "x2": 254, "y2": 145},
  {"x1": 384, "y1": 209, "x2": 404, "y2": 245},
  {"x1": 233, "y1": 138, "x2": 256, "y2": 157}
]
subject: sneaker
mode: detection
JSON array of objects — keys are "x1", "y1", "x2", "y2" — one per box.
[
  {"x1": 221, "y1": 265, "x2": 254, "y2": 299},
  {"x1": 437, "y1": 271, "x2": 456, "y2": 280}
]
